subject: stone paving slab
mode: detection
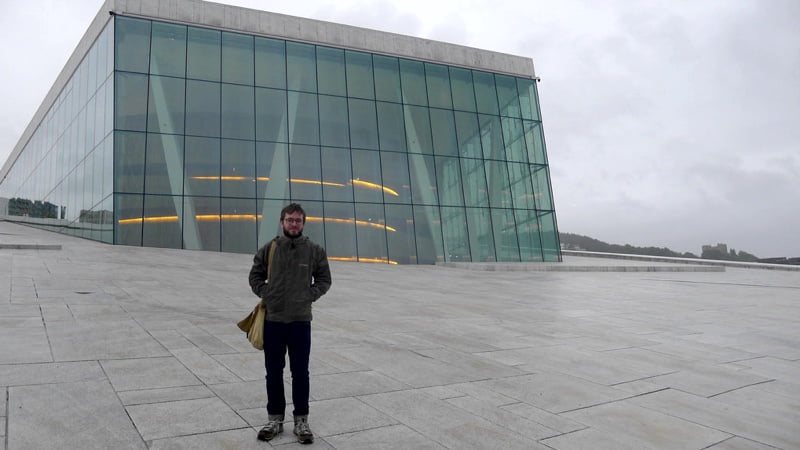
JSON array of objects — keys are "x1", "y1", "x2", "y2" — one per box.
[
  {"x1": 1, "y1": 220, "x2": 799, "y2": 449},
  {"x1": 8, "y1": 380, "x2": 146, "y2": 450}
]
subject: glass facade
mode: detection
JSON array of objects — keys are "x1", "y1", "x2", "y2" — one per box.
[
  {"x1": 0, "y1": 22, "x2": 114, "y2": 242},
  {"x1": 0, "y1": 14, "x2": 561, "y2": 264}
]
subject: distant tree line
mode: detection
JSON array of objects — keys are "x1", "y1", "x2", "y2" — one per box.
[{"x1": 558, "y1": 232, "x2": 765, "y2": 262}]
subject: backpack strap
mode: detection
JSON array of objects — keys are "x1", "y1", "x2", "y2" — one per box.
[{"x1": 267, "y1": 239, "x2": 277, "y2": 280}]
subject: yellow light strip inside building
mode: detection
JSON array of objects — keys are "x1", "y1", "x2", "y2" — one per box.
[
  {"x1": 119, "y1": 215, "x2": 396, "y2": 232},
  {"x1": 329, "y1": 256, "x2": 398, "y2": 265},
  {"x1": 190, "y1": 176, "x2": 396, "y2": 195}
]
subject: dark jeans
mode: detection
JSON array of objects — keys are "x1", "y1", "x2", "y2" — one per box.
[{"x1": 263, "y1": 320, "x2": 311, "y2": 417}]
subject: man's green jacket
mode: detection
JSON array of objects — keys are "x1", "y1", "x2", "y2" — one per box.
[{"x1": 248, "y1": 235, "x2": 332, "y2": 323}]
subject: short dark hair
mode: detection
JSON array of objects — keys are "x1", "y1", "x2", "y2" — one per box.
[{"x1": 280, "y1": 203, "x2": 306, "y2": 223}]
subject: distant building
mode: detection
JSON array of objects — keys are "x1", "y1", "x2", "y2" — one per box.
[{"x1": 0, "y1": 0, "x2": 560, "y2": 264}]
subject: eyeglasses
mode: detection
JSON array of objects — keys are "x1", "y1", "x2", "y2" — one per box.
[{"x1": 282, "y1": 218, "x2": 303, "y2": 224}]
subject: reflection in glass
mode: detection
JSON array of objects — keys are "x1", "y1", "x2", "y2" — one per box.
[
  {"x1": 414, "y1": 205, "x2": 443, "y2": 264},
  {"x1": 222, "y1": 197, "x2": 256, "y2": 253},
  {"x1": 222, "y1": 32, "x2": 254, "y2": 85},
  {"x1": 150, "y1": 22, "x2": 186, "y2": 77},
  {"x1": 187, "y1": 27, "x2": 221, "y2": 81},
  {"x1": 142, "y1": 194, "x2": 182, "y2": 248},
  {"x1": 184, "y1": 136, "x2": 220, "y2": 196},
  {"x1": 355, "y1": 202, "x2": 388, "y2": 263},
  {"x1": 221, "y1": 139, "x2": 255, "y2": 198},
  {"x1": 346, "y1": 51, "x2": 375, "y2": 100},
  {"x1": 287, "y1": 41, "x2": 316, "y2": 92},
  {"x1": 186, "y1": 80, "x2": 221, "y2": 137},
  {"x1": 256, "y1": 37, "x2": 286, "y2": 89},
  {"x1": 317, "y1": 47, "x2": 346, "y2": 96}
]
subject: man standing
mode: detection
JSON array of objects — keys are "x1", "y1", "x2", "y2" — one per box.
[{"x1": 249, "y1": 203, "x2": 332, "y2": 444}]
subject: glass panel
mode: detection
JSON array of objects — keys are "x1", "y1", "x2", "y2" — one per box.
[
  {"x1": 435, "y1": 156, "x2": 464, "y2": 206},
  {"x1": 524, "y1": 121, "x2": 547, "y2": 164},
  {"x1": 91, "y1": 147, "x2": 104, "y2": 208},
  {"x1": 144, "y1": 133, "x2": 184, "y2": 196},
  {"x1": 115, "y1": 17, "x2": 150, "y2": 73},
  {"x1": 515, "y1": 208, "x2": 543, "y2": 262},
  {"x1": 355, "y1": 202, "x2": 388, "y2": 263},
  {"x1": 413, "y1": 205, "x2": 443, "y2": 264},
  {"x1": 115, "y1": 72, "x2": 148, "y2": 131},
  {"x1": 473, "y1": 71, "x2": 499, "y2": 115},
  {"x1": 187, "y1": 26, "x2": 221, "y2": 81},
  {"x1": 184, "y1": 196, "x2": 220, "y2": 251},
  {"x1": 479, "y1": 114, "x2": 504, "y2": 160},
  {"x1": 374, "y1": 55, "x2": 401, "y2": 103},
  {"x1": 538, "y1": 211, "x2": 560, "y2": 261},
  {"x1": 150, "y1": 22, "x2": 186, "y2": 77},
  {"x1": 186, "y1": 80, "x2": 220, "y2": 137},
  {"x1": 440, "y1": 206, "x2": 470, "y2": 262},
  {"x1": 316, "y1": 46, "x2": 346, "y2": 96},
  {"x1": 222, "y1": 197, "x2": 256, "y2": 253},
  {"x1": 321, "y1": 147, "x2": 353, "y2": 202},
  {"x1": 147, "y1": 76, "x2": 185, "y2": 134},
  {"x1": 346, "y1": 50, "x2": 374, "y2": 99},
  {"x1": 184, "y1": 136, "x2": 220, "y2": 197},
  {"x1": 142, "y1": 194, "x2": 182, "y2": 248},
  {"x1": 465, "y1": 207, "x2": 495, "y2": 261},
  {"x1": 256, "y1": 142, "x2": 289, "y2": 199},
  {"x1": 377, "y1": 102, "x2": 406, "y2": 152},
  {"x1": 255, "y1": 37, "x2": 286, "y2": 89},
  {"x1": 100, "y1": 195, "x2": 113, "y2": 243},
  {"x1": 93, "y1": 84, "x2": 106, "y2": 146},
  {"x1": 531, "y1": 165, "x2": 553, "y2": 210},
  {"x1": 507, "y1": 162, "x2": 535, "y2": 209},
  {"x1": 425, "y1": 63, "x2": 452, "y2": 109},
  {"x1": 299, "y1": 201, "x2": 325, "y2": 249},
  {"x1": 256, "y1": 198, "x2": 284, "y2": 246},
  {"x1": 287, "y1": 41, "x2": 316, "y2": 92},
  {"x1": 256, "y1": 88, "x2": 288, "y2": 142},
  {"x1": 348, "y1": 99, "x2": 378, "y2": 149},
  {"x1": 408, "y1": 153, "x2": 438, "y2": 205},
  {"x1": 351, "y1": 149, "x2": 382, "y2": 203},
  {"x1": 221, "y1": 139, "x2": 255, "y2": 198},
  {"x1": 114, "y1": 193, "x2": 143, "y2": 246},
  {"x1": 399, "y1": 59, "x2": 427, "y2": 106},
  {"x1": 288, "y1": 91, "x2": 319, "y2": 145},
  {"x1": 492, "y1": 208, "x2": 520, "y2": 261},
  {"x1": 430, "y1": 109, "x2": 457, "y2": 156},
  {"x1": 319, "y1": 95, "x2": 350, "y2": 147},
  {"x1": 502, "y1": 117, "x2": 527, "y2": 162},
  {"x1": 221, "y1": 84, "x2": 255, "y2": 139},
  {"x1": 323, "y1": 202, "x2": 357, "y2": 262},
  {"x1": 289, "y1": 144, "x2": 322, "y2": 201},
  {"x1": 517, "y1": 78, "x2": 540, "y2": 121},
  {"x1": 485, "y1": 160, "x2": 512, "y2": 208},
  {"x1": 221, "y1": 32, "x2": 254, "y2": 85},
  {"x1": 102, "y1": 136, "x2": 113, "y2": 200},
  {"x1": 114, "y1": 131, "x2": 145, "y2": 193},
  {"x1": 404, "y1": 105, "x2": 433, "y2": 155},
  {"x1": 384, "y1": 204, "x2": 416, "y2": 264},
  {"x1": 454, "y1": 111, "x2": 481, "y2": 159},
  {"x1": 495, "y1": 74, "x2": 521, "y2": 118},
  {"x1": 380, "y1": 151, "x2": 411, "y2": 204}
]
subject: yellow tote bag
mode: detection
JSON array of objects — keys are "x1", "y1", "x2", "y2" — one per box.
[{"x1": 238, "y1": 241, "x2": 275, "y2": 350}]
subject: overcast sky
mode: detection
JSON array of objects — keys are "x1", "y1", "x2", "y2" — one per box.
[{"x1": 1, "y1": 0, "x2": 798, "y2": 257}]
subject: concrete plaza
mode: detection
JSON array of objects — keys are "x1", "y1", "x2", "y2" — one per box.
[{"x1": 1, "y1": 220, "x2": 798, "y2": 449}]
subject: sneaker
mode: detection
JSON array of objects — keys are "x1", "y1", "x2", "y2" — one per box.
[
  {"x1": 257, "y1": 414, "x2": 284, "y2": 441},
  {"x1": 293, "y1": 415, "x2": 314, "y2": 444}
]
